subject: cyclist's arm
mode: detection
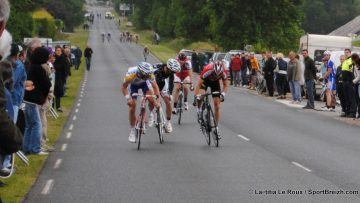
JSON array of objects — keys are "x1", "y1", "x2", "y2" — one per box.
[
  {"x1": 150, "y1": 80, "x2": 160, "y2": 97},
  {"x1": 222, "y1": 78, "x2": 229, "y2": 94},
  {"x1": 121, "y1": 81, "x2": 130, "y2": 98},
  {"x1": 194, "y1": 77, "x2": 204, "y2": 96},
  {"x1": 168, "y1": 73, "x2": 174, "y2": 95},
  {"x1": 189, "y1": 69, "x2": 194, "y2": 84}
]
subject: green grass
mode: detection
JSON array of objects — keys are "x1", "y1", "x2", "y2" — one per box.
[
  {"x1": 0, "y1": 28, "x2": 88, "y2": 203},
  {"x1": 118, "y1": 18, "x2": 217, "y2": 62}
]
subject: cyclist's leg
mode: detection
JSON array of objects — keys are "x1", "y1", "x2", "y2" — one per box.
[
  {"x1": 183, "y1": 76, "x2": 191, "y2": 103},
  {"x1": 173, "y1": 75, "x2": 181, "y2": 109},
  {"x1": 211, "y1": 81, "x2": 222, "y2": 123},
  {"x1": 129, "y1": 85, "x2": 138, "y2": 128},
  {"x1": 144, "y1": 81, "x2": 159, "y2": 109}
]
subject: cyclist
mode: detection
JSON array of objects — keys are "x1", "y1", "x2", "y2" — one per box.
[
  {"x1": 148, "y1": 59, "x2": 181, "y2": 132},
  {"x1": 172, "y1": 52, "x2": 193, "y2": 114},
  {"x1": 101, "y1": 32, "x2": 105, "y2": 43},
  {"x1": 107, "y1": 32, "x2": 111, "y2": 42},
  {"x1": 194, "y1": 61, "x2": 229, "y2": 129},
  {"x1": 122, "y1": 62, "x2": 161, "y2": 143}
]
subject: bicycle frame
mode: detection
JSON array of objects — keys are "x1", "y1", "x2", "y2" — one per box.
[{"x1": 199, "y1": 91, "x2": 220, "y2": 147}]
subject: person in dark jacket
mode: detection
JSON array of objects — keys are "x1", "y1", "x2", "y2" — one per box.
[
  {"x1": 84, "y1": 45, "x2": 93, "y2": 71},
  {"x1": 191, "y1": 51, "x2": 198, "y2": 73},
  {"x1": 263, "y1": 51, "x2": 276, "y2": 96},
  {"x1": 302, "y1": 49, "x2": 317, "y2": 109},
  {"x1": 275, "y1": 53, "x2": 288, "y2": 99},
  {"x1": 23, "y1": 47, "x2": 51, "y2": 155},
  {"x1": 336, "y1": 55, "x2": 346, "y2": 116},
  {"x1": 53, "y1": 46, "x2": 67, "y2": 112}
]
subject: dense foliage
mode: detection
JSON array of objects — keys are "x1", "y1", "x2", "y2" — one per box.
[
  {"x1": 7, "y1": 0, "x2": 85, "y2": 42},
  {"x1": 114, "y1": 0, "x2": 360, "y2": 52}
]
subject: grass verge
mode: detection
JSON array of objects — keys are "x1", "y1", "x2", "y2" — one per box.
[
  {"x1": 117, "y1": 17, "x2": 217, "y2": 63},
  {"x1": 0, "y1": 28, "x2": 88, "y2": 203}
]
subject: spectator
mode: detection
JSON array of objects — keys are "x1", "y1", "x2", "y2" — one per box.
[
  {"x1": 72, "y1": 46, "x2": 82, "y2": 70},
  {"x1": 23, "y1": 47, "x2": 51, "y2": 155},
  {"x1": 84, "y1": 45, "x2": 93, "y2": 71},
  {"x1": 336, "y1": 55, "x2": 346, "y2": 116},
  {"x1": 54, "y1": 46, "x2": 67, "y2": 112},
  {"x1": 228, "y1": 54, "x2": 234, "y2": 85},
  {"x1": 287, "y1": 51, "x2": 302, "y2": 103},
  {"x1": 302, "y1": 49, "x2": 317, "y2": 109},
  {"x1": 263, "y1": 51, "x2": 276, "y2": 97},
  {"x1": 342, "y1": 49, "x2": 357, "y2": 118},
  {"x1": 24, "y1": 38, "x2": 42, "y2": 72},
  {"x1": 143, "y1": 46, "x2": 150, "y2": 62},
  {"x1": 352, "y1": 53, "x2": 360, "y2": 119},
  {"x1": 241, "y1": 53, "x2": 251, "y2": 88},
  {"x1": 321, "y1": 51, "x2": 337, "y2": 111},
  {"x1": 260, "y1": 51, "x2": 266, "y2": 70},
  {"x1": 197, "y1": 52, "x2": 205, "y2": 72},
  {"x1": 0, "y1": 60, "x2": 15, "y2": 176},
  {"x1": 63, "y1": 46, "x2": 71, "y2": 96},
  {"x1": 0, "y1": 30, "x2": 11, "y2": 61},
  {"x1": 5, "y1": 44, "x2": 27, "y2": 122},
  {"x1": 231, "y1": 53, "x2": 242, "y2": 87},
  {"x1": 249, "y1": 52, "x2": 260, "y2": 90},
  {"x1": 295, "y1": 54, "x2": 305, "y2": 98},
  {"x1": 275, "y1": 53, "x2": 288, "y2": 99},
  {"x1": 191, "y1": 51, "x2": 198, "y2": 73}
]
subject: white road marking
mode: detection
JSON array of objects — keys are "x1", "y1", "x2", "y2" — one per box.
[
  {"x1": 69, "y1": 124, "x2": 74, "y2": 130},
  {"x1": 75, "y1": 108, "x2": 79, "y2": 113},
  {"x1": 80, "y1": 95, "x2": 84, "y2": 98},
  {"x1": 66, "y1": 132, "x2": 72, "y2": 139},
  {"x1": 61, "y1": 144, "x2": 68, "y2": 151},
  {"x1": 237, "y1": 134, "x2": 250, "y2": 141},
  {"x1": 80, "y1": 91, "x2": 84, "y2": 94},
  {"x1": 73, "y1": 115, "x2": 77, "y2": 121},
  {"x1": 41, "y1": 179, "x2": 54, "y2": 195},
  {"x1": 276, "y1": 100, "x2": 303, "y2": 109},
  {"x1": 78, "y1": 99, "x2": 82, "y2": 102},
  {"x1": 292, "y1": 161, "x2": 312, "y2": 172},
  {"x1": 54, "y1": 159, "x2": 62, "y2": 169},
  {"x1": 77, "y1": 103, "x2": 81, "y2": 107}
]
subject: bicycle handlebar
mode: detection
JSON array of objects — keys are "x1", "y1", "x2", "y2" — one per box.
[
  {"x1": 131, "y1": 93, "x2": 157, "y2": 98},
  {"x1": 201, "y1": 91, "x2": 220, "y2": 97},
  {"x1": 174, "y1": 81, "x2": 192, "y2": 84}
]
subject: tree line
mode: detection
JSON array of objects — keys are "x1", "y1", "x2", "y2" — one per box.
[
  {"x1": 7, "y1": 0, "x2": 85, "y2": 42},
  {"x1": 114, "y1": 0, "x2": 360, "y2": 52}
]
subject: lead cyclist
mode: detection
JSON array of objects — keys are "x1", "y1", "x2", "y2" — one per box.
[{"x1": 148, "y1": 59, "x2": 181, "y2": 132}]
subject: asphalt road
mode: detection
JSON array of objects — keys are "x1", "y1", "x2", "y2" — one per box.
[{"x1": 25, "y1": 6, "x2": 360, "y2": 203}]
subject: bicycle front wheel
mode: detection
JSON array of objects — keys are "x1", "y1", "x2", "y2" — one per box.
[
  {"x1": 136, "y1": 112, "x2": 145, "y2": 150},
  {"x1": 201, "y1": 107, "x2": 211, "y2": 146},
  {"x1": 156, "y1": 109, "x2": 165, "y2": 144},
  {"x1": 208, "y1": 106, "x2": 219, "y2": 147},
  {"x1": 177, "y1": 94, "x2": 183, "y2": 125}
]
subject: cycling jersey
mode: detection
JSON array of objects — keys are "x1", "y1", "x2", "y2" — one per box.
[
  {"x1": 200, "y1": 63, "x2": 227, "y2": 81},
  {"x1": 175, "y1": 59, "x2": 192, "y2": 79},
  {"x1": 326, "y1": 60, "x2": 336, "y2": 91},
  {"x1": 124, "y1": 67, "x2": 155, "y2": 98},
  {"x1": 153, "y1": 63, "x2": 174, "y2": 95}
]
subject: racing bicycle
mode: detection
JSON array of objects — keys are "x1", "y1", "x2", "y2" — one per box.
[
  {"x1": 174, "y1": 81, "x2": 192, "y2": 125},
  {"x1": 198, "y1": 91, "x2": 220, "y2": 147}
]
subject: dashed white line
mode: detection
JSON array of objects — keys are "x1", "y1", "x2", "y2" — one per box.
[
  {"x1": 80, "y1": 94, "x2": 84, "y2": 98},
  {"x1": 41, "y1": 179, "x2": 54, "y2": 195},
  {"x1": 77, "y1": 103, "x2": 81, "y2": 107},
  {"x1": 237, "y1": 134, "x2": 250, "y2": 141},
  {"x1": 61, "y1": 144, "x2": 68, "y2": 152},
  {"x1": 66, "y1": 132, "x2": 72, "y2": 139},
  {"x1": 73, "y1": 115, "x2": 77, "y2": 121},
  {"x1": 78, "y1": 99, "x2": 82, "y2": 102},
  {"x1": 54, "y1": 159, "x2": 62, "y2": 169},
  {"x1": 292, "y1": 161, "x2": 312, "y2": 172},
  {"x1": 75, "y1": 108, "x2": 79, "y2": 113},
  {"x1": 69, "y1": 124, "x2": 74, "y2": 130}
]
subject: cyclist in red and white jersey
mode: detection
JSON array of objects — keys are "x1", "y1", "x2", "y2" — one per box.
[
  {"x1": 172, "y1": 52, "x2": 193, "y2": 113},
  {"x1": 194, "y1": 61, "x2": 229, "y2": 124}
]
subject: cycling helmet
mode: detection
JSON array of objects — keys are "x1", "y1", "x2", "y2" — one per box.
[
  {"x1": 178, "y1": 52, "x2": 187, "y2": 61},
  {"x1": 167, "y1": 58, "x2": 181, "y2": 73},
  {"x1": 213, "y1": 61, "x2": 224, "y2": 75},
  {"x1": 137, "y1": 62, "x2": 153, "y2": 76}
]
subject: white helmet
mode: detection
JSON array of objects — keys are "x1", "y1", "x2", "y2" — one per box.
[
  {"x1": 167, "y1": 58, "x2": 181, "y2": 73},
  {"x1": 137, "y1": 62, "x2": 153, "y2": 76}
]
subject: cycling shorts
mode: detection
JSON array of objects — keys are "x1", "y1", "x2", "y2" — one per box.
[
  {"x1": 129, "y1": 80, "x2": 153, "y2": 99},
  {"x1": 200, "y1": 79, "x2": 221, "y2": 98},
  {"x1": 174, "y1": 75, "x2": 191, "y2": 83}
]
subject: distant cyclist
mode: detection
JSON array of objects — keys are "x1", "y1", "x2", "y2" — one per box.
[
  {"x1": 101, "y1": 32, "x2": 105, "y2": 43},
  {"x1": 143, "y1": 46, "x2": 150, "y2": 62},
  {"x1": 194, "y1": 61, "x2": 229, "y2": 127},
  {"x1": 107, "y1": 32, "x2": 111, "y2": 42},
  {"x1": 148, "y1": 59, "x2": 181, "y2": 132},
  {"x1": 172, "y1": 52, "x2": 193, "y2": 114},
  {"x1": 121, "y1": 62, "x2": 161, "y2": 143}
]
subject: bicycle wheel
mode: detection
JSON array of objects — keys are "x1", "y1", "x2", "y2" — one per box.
[
  {"x1": 136, "y1": 112, "x2": 145, "y2": 150},
  {"x1": 201, "y1": 106, "x2": 211, "y2": 146},
  {"x1": 177, "y1": 94, "x2": 183, "y2": 125},
  {"x1": 208, "y1": 106, "x2": 219, "y2": 147},
  {"x1": 156, "y1": 108, "x2": 164, "y2": 144}
]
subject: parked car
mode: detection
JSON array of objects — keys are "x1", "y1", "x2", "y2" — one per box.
[{"x1": 210, "y1": 52, "x2": 226, "y2": 62}]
